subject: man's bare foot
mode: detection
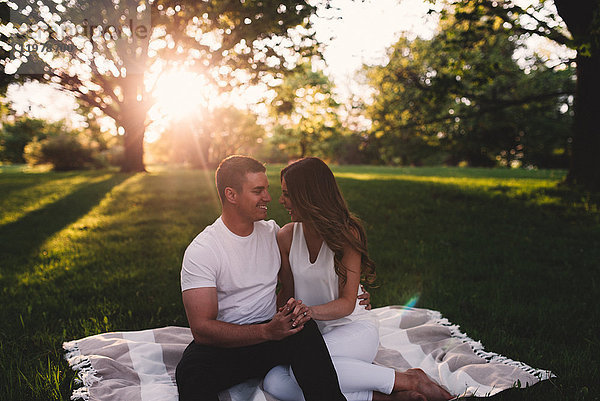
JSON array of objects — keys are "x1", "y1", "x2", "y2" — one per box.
[
  {"x1": 373, "y1": 390, "x2": 426, "y2": 401},
  {"x1": 394, "y1": 369, "x2": 453, "y2": 401}
]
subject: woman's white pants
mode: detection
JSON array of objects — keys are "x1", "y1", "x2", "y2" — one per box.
[{"x1": 263, "y1": 319, "x2": 395, "y2": 401}]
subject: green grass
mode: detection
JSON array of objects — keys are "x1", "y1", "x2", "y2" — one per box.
[{"x1": 1, "y1": 164, "x2": 598, "y2": 400}]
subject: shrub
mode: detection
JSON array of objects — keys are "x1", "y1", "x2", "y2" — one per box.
[
  {"x1": 22, "y1": 137, "x2": 44, "y2": 165},
  {"x1": 0, "y1": 118, "x2": 47, "y2": 163},
  {"x1": 24, "y1": 134, "x2": 95, "y2": 171}
]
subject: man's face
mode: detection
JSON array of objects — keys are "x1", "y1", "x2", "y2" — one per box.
[
  {"x1": 235, "y1": 171, "x2": 271, "y2": 221},
  {"x1": 279, "y1": 177, "x2": 301, "y2": 222}
]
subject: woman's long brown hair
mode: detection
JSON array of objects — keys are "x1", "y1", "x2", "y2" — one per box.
[{"x1": 281, "y1": 157, "x2": 376, "y2": 285}]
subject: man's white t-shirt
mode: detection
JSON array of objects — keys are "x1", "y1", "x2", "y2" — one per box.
[{"x1": 181, "y1": 216, "x2": 280, "y2": 325}]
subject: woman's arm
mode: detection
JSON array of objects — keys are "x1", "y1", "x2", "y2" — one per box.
[
  {"x1": 308, "y1": 242, "x2": 362, "y2": 321},
  {"x1": 276, "y1": 224, "x2": 295, "y2": 308}
]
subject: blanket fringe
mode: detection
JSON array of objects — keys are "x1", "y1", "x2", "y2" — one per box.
[
  {"x1": 63, "y1": 340, "x2": 102, "y2": 400},
  {"x1": 428, "y1": 311, "x2": 555, "y2": 382}
]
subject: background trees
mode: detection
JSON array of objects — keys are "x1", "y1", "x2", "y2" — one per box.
[
  {"x1": 2, "y1": 0, "x2": 597, "y2": 192},
  {"x1": 147, "y1": 106, "x2": 264, "y2": 168},
  {"x1": 365, "y1": 1, "x2": 575, "y2": 168},
  {"x1": 433, "y1": 0, "x2": 599, "y2": 187},
  {"x1": 269, "y1": 62, "x2": 344, "y2": 160},
  {"x1": 0, "y1": 115, "x2": 118, "y2": 170},
  {"x1": 1, "y1": 0, "x2": 323, "y2": 172},
  {"x1": 0, "y1": 117, "x2": 47, "y2": 163}
]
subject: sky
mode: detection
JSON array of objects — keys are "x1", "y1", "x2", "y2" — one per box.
[{"x1": 314, "y1": 0, "x2": 438, "y2": 80}]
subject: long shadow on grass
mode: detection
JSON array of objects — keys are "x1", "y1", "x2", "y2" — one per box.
[
  {"x1": 0, "y1": 170, "x2": 83, "y2": 202},
  {"x1": 0, "y1": 173, "x2": 129, "y2": 272}
]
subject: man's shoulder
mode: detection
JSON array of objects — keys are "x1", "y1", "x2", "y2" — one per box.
[{"x1": 186, "y1": 218, "x2": 222, "y2": 252}]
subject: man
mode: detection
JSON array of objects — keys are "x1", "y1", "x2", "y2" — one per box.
[{"x1": 176, "y1": 155, "x2": 347, "y2": 401}]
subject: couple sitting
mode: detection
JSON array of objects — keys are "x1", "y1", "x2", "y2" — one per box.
[{"x1": 176, "y1": 156, "x2": 453, "y2": 401}]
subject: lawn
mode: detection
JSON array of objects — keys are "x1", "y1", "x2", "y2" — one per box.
[{"x1": 1, "y1": 164, "x2": 598, "y2": 400}]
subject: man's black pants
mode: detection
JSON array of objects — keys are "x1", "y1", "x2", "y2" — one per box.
[{"x1": 176, "y1": 319, "x2": 346, "y2": 401}]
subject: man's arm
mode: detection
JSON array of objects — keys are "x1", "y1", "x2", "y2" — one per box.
[
  {"x1": 182, "y1": 288, "x2": 309, "y2": 348},
  {"x1": 358, "y1": 285, "x2": 372, "y2": 310}
]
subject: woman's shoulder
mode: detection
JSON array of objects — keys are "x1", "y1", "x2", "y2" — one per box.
[
  {"x1": 276, "y1": 222, "x2": 295, "y2": 251},
  {"x1": 254, "y1": 219, "x2": 280, "y2": 235},
  {"x1": 277, "y1": 222, "x2": 295, "y2": 239}
]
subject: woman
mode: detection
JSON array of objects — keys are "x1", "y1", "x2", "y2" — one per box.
[{"x1": 263, "y1": 158, "x2": 453, "y2": 401}]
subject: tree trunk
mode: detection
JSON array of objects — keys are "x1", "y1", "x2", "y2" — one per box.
[
  {"x1": 555, "y1": 0, "x2": 600, "y2": 190},
  {"x1": 120, "y1": 74, "x2": 147, "y2": 173},
  {"x1": 121, "y1": 120, "x2": 146, "y2": 173},
  {"x1": 567, "y1": 50, "x2": 600, "y2": 190}
]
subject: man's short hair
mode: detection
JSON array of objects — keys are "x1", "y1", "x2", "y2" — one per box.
[{"x1": 215, "y1": 155, "x2": 266, "y2": 203}]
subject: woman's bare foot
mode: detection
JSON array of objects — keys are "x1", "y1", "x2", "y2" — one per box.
[{"x1": 394, "y1": 369, "x2": 453, "y2": 401}]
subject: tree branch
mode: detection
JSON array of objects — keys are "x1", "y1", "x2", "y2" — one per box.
[
  {"x1": 381, "y1": 90, "x2": 574, "y2": 131},
  {"x1": 481, "y1": 0, "x2": 572, "y2": 47}
]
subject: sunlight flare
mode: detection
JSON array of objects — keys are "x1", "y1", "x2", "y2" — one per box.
[
  {"x1": 152, "y1": 69, "x2": 212, "y2": 120},
  {"x1": 403, "y1": 294, "x2": 420, "y2": 309}
]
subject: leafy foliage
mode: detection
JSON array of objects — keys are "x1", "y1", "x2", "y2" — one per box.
[
  {"x1": 269, "y1": 62, "x2": 344, "y2": 159},
  {"x1": 429, "y1": 0, "x2": 600, "y2": 188},
  {"x1": 1, "y1": 117, "x2": 54, "y2": 163},
  {"x1": 147, "y1": 106, "x2": 264, "y2": 168},
  {"x1": 365, "y1": 2, "x2": 575, "y2": 167},
  {"x1": 0, "y1": 115, "x2": 117, "y2": 170},
  {"x1": 25, "y1": 133, "x2": 95, "y2": 171},
  {"x1": 1, "y1": 0, "x2": 327, "y2": 171}
]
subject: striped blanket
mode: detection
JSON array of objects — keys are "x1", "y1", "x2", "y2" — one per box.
[{"x1": 63, "y1": 306, "x2": 554, "y2": 401}]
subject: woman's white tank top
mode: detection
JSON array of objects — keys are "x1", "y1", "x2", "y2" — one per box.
[{"x1": 289, "y1": 223, "x2": 369, "y2": 331}]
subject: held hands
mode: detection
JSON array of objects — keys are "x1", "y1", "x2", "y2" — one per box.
[
  {"x1": 265, "y1": 298, "x2": 312, "y2": 341},
  {"x1": 358, "y1": 285, "x2": 372, "y2": 310}
]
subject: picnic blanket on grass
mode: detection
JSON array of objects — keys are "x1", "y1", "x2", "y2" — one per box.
[{"x1": 63, "y1": 306, "x2": 554, "y2": 400}]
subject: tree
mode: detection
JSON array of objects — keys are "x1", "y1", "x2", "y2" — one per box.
[
  {"x1": 365, "y1": 2, "x2": 575, "y2": 167},
  {"x1": 148, "y1": 106, "x2": 264, "y2": 167},
  {"x1": 270, "y1": 62, "x2": 343, "y2": 159},
  {"x1": 439, "y1": 0, "x2": 600, "y2": 187},
  {"x1": 364, "y1": 35, "x2": 450, "y2": 165},
  {"x1": 1, "y1": 0, "x2": 325, "y2": 172}
]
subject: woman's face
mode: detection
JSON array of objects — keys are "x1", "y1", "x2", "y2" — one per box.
[{"x1": 279, "y1": 177, "x2": 301, "y2": 221}]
